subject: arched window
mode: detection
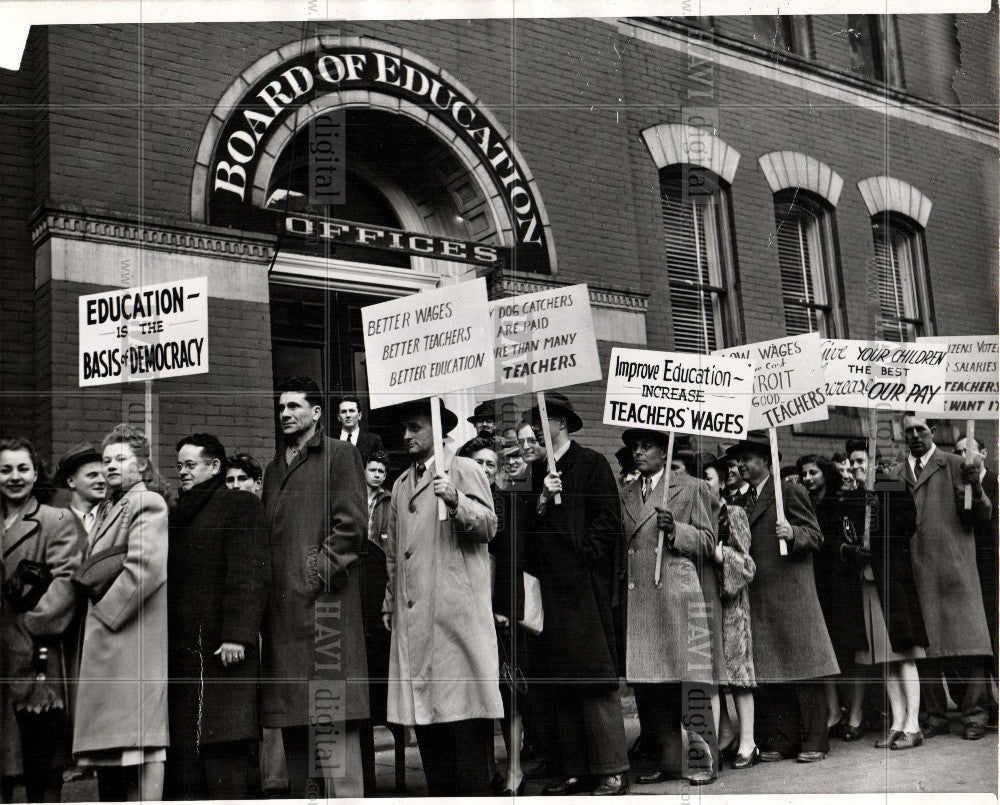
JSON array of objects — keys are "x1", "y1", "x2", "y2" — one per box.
[
  {"x1": 872, "y1": 213, "x2": 934, "y2": 341},
  {"x1": 659, "y1": 166, "x2": 742, "y2": 353},
  {"x1": 773, "y1": 191, "x2": 846, "y2": 337}
]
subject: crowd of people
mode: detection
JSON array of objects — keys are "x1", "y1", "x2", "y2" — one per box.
[{"x1": 0, "y1": 379, "x2": 996, "y2": 800}]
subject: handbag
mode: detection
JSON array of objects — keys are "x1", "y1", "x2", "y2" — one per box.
[
  {"x1": 519, "y1": 571, "x2": 543, "y2": 635},
  {"x1": 71, "y1": 544, "x2": 128, "y2": 603},
  {"x1": 3, "y1": 559, "x2": 53, "y2": 613}
]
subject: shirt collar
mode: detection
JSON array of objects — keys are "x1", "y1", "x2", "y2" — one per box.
[
  {"x1": 551, "y1": 440, "x2": 571, "y2": 463},
  {"x1": 754, "y1": 477, "x2": 769, "y2": 497},
  {"x1": 909, "y1": 442, "x2": 936, "y2": 472},
  {"x1": 642, "y1": 467, "x2": 665, "y2": 492}
]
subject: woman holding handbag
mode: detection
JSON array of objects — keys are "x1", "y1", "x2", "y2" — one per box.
[
  {"x1": 72, "y1": 425, "x2": 169, "y2": 801},
  {"x1": 1, "y1": 438, "x2": 82, "y2": 802}
]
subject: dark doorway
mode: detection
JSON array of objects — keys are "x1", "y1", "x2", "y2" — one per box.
[{"x1": 269, "y1": 282, "x2": 400, "y2": 462}]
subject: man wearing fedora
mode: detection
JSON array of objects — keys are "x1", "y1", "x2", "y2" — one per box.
[
  {"x1": 468, "y1": 400, "x2": 499, "y2": 440},
  {"x1": 726, "y1": 431, "x2": 837, "y2": 764},
  {"x1": 381, "y1": 397, "x2": 502, "y2": 796},
  {"x1": 55, "y1": 444, "x2": 107, "y2": 546},
  {"x1": 619, "y1": 428, "x2": 718, "y2": 786},
  {"x1": 524, "y1": 392, "x2": 629, "y2": 796}
]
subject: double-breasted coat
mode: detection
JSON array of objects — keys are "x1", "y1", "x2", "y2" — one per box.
[
  {"x1": 1, "y1": 498, "x2": 81, "y2": 775},
  {"x1": 72, "y1": 481, "x2": 170, "y2": 755},
  {"x1": 383, "y1": 451, "x2": 502, "y2": 726},
  {"x1": 167, "y1": 473, "x2": 270, "y2": 750},
  {"x1": 524, "y1": 441, "x2": 623, "y2": 683},
  {"x1": 891, "y1": 449, "x2": 992, "y2": 658},
  {"x1": 745, "y1": 478, "x2": 840, "y2": 682},
  {"x1": 261, "y1": 427, "x2": 370, "y2": 726},
  {"x1": 620, "y1": 471, "x2": 716, "y2": 684}
]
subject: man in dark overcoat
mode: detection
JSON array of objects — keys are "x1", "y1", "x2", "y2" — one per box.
[
  {"x1": 525, "y1": 393, "x2": 629, "y2": 796},
  {"x1": 165, "y1": 433, "x2": 270, "y2": 800},
  {"x1": 262, "y1": 377, "x2": 370, "y2": 797},
  {"x1": 894, "y1": 414, "x2": 993, "y2": 740},
  {"x1": 726, "y1": 432, "x2": 838, "y2": 763}
]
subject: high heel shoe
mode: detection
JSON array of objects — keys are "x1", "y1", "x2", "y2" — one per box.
[
  {"x1": 875, "y1": 730, "x2": 905, "y2": 749},
  {"x1": 720, "y1": 734, "x2": 740, "y2": 762},
  {"x1": 732, "y1": 746, "x2": 760, "y2": 769}
]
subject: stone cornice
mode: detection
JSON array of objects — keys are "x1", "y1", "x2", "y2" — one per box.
[
  {"x1": 30, "y1": 208, "x2": 276, "y2": 262},
  {"x1": 498, "y1": 273, "x2": 648, "y2": 314}
]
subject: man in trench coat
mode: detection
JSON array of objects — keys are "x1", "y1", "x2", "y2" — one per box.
[
  {"x1": 381, "y1": 398, "x2": 501, "y2": 796},
  {"x1": 894, "y1": 414, "x2": 993, "y2": 740},
  {"x1": 620, "y1": 428, "x2": 718, "y2": 785},
  {"x1": 525, "y1": 393, "x2": 630, "y2": 796},
  {"x1": 261, "y1": 377, "x2": 369, "y2": 798},
  {"x1": 726, "y1": 433, "x2": 838, "y2": 763}
]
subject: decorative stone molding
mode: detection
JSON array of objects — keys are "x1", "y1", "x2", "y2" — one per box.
[
  {"x1": 757, "y1": 151, "x2": 844, "y2": 207},
  {"x1": 856, "y1": 176, "x2": 933, "y2": 228},
  {"x1": 641, "y1": 123, "x2": 741, "y2": 184},
  {"x1": 498, "y1": 274, "x2": 648, "y2": 314},
  {"x1": 30, "y1": 209, "x2": 276, "y2": 262}
]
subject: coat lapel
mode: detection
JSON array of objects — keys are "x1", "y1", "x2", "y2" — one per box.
[
  {"x1": 626, "y1": 472, "x2": 675, "y2": 540},
  {"x1": 2, "y1": 498, "x2": 41, "y2": 560},
  {"x1": 748, "y1": 478, "x2": 775, "y2": 527},
  {"x1": 88, "y1": 485, "x2": 139, "y2": 553},
  {"x1": 912, "y1": 451, "x2": 945, "y2": 492},
  {"x1": 277, "y1": 428, "x2": 325, "y2": 490}
]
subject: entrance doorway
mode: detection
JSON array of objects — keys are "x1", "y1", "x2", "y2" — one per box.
[{"x1": 270, "y1": 282, "x2": 397, "y2": 458}]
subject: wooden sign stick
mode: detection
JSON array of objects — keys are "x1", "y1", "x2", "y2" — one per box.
[
  {"x1": 769, "y1": 428, "x2": 788, "y2": 556},
  {"x1": 536, "y1": 392, "x2": 561, "y2": 505},
  {"x1": 430, "y1": 396, "x2": 448, "y2": 521},
  {"x1": 654, "y1": 431, "x2": 675, "y2": 587},
  {"x1": 964, "y1": 419, "x2": 976, "y2": 510}
]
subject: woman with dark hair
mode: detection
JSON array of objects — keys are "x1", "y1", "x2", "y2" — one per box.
[
  {"x1": 797, "y1": 453, "x2": 866, "y2": 739},
  {"x1": 1, "y1": 439, "x2": 81, "y2": 802},
  {"x1": 72, "y1": 425, "x2": 169, "y2": 801},
  {"x1": 459, "y1": 436, "x2": 528, "y2": 796}
]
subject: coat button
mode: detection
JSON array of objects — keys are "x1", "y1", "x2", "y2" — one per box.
[
  {"x1": 409, "y1": 502, "x2": 417, "y2": 513},
  {"x1": 628, "y1": 548, "x2": 635, "y2": 555},
  {"x1": 407, "y1": 600, "x2": 414, "y2": 608},
  {"x1": 627, "y1": 583, "x2": 635, "y2": 590},
  {"x1": 404, "y1": 550, "x2": 412, "y2": 559}
]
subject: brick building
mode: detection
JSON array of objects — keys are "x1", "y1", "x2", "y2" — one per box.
[{"x1": 1, "y1": 13, "x2": 997, "y2": 480}]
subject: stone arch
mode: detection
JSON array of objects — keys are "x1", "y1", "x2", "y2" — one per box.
[
  {"x1": 856, "y1": 175, "x2": 933, "y2": 227},
  {"x1": 758, "y1": 151, "x2": 844, "y2": 207},
  {"x1": 641, "y1": 123, "x2": 741, "y2": 183}
]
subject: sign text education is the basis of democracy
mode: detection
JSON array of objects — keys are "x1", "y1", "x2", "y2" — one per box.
[{"x1": 78, "y1": 277, "x2": 209, "y2": 387}]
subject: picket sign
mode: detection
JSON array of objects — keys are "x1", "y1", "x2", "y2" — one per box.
[
  {"x1": 654, "y1": 431, "x2": 676, "y2": 587},
  {"x1": 768, "y1": 429, "x2": 789, "y2": 556},
  {"x1": 916, "y1": 335, "x2": 998, "y2": 510},
  {"x1": 430, "y1": 396, "x2": 447, "y2": 522}
]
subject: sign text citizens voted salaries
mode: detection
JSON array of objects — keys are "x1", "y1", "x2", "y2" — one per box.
[
  {"x1": 362, "y1": 277, "x2": 493, "y2": 409},
  {"x1": 917, "y1": 334, "x2": 999, "y2": 417},
  {"x1": 714, "y1": 332, "x2": 828, "y2": 430},
  {"x1": 604, "y1": 348, "x2": 753, "y2": 437},
  {"x1": 78, "y1": 278, "x2": 208, "y2": 387},
  {"x1": 485, "y1": 284, "x2": 602, "y2": 396}
]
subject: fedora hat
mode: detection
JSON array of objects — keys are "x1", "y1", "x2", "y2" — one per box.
[
  {"x1": 467, "y1": 400, "x2": 497, "y2": 423},
  {"x1": 395, "y1": 398, "x2": 459, "y2": 435},
  {"x1": 528, "y1": 392, "x2": 583, "y2": 433},
  {"x1": 621, "y1": 428, "x2": 670, "y2": 450},
  {"x1": 55, "y1": 443, "x2": 102, "y2": 486},
  {"x1": 724, "y1": 431, "x2": 779, "y2": 462}
]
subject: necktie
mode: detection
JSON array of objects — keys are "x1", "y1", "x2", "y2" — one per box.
[
  {"x1": 914, "y1": 457, "x2": 923, "y2": 478},
  {"x1": 642, "y1": 477, "x2": 651, "y2": 502},
  {"x1": 744, "y1": 487, "x2": 758, "y2": 513},
  {"x1": 83, "y1": 510, "x2": 95, "y2": 535},
  {"x1": 415, "y1": 463, "x2": 426, "y2": 479}
]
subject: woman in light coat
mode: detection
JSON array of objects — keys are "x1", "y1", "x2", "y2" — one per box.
[
  {"x1": 1, "y1": 439, "x2": 81, "y2": 802},
  {"x1": 72, "y1": 425, "x2": 168, "y2": 801}
]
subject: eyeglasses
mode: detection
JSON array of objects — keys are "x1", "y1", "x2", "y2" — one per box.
[{"x1": 177, "y1": 460, "x2": 210, "y2": 472}]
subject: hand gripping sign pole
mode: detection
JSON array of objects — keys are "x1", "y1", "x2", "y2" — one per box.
[
  {"x1": 653, "y1": 431, "x2": 676, "y2": 587},
  {"x1": 768, "y1": 428, "x2": 789, "y2": 556},
  {"x1": 536, "y1": 392, "x2": 562, "y2": 506},
  {"x1": 430, "y1": 396, "x2": 448, "y2": 522}
]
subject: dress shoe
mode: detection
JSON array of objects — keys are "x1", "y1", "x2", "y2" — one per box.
[
  {"x1": 719, "y1": 734, "x2": 740, "y2": 762},
  {"x1": 759, "y1": 750, "x2": 789, "y2": 763},
  {"x1": 963, "y1": 722, "x2": 987, "y2": 741},
  {"x1": 875, "y1": 730, "x2": 905, "y2": 748},
  {"x1": 920, "y1": 720, "x2": 950, "y2": 738},
  {"x1": 891, "y1": 730, "x2": 924, "y2": 750},
  {"x1": 827, "y1": 718, "x2": 845, "y2": 740},
  {"x1": 542, "y1": 776, "x2": 594, "y2": 796},
  {"x1": 687, "y1": 771, "x2": 716, "y2": 786},
  {"x1": 732, "y1": 746, "x2": 760, "y2": 769},
  {"x1": 636, "y1": 770, "x2": 674, "y2": 784},
  {"x1": 591, "y1": 774, "x2": 628, "y2": 796},
  {"x1": 841, "y1": 723, "x2": 865, "y2": 742},
  {"x1": 795, "y1": 751, "x2": 827, "y2": 763}
]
